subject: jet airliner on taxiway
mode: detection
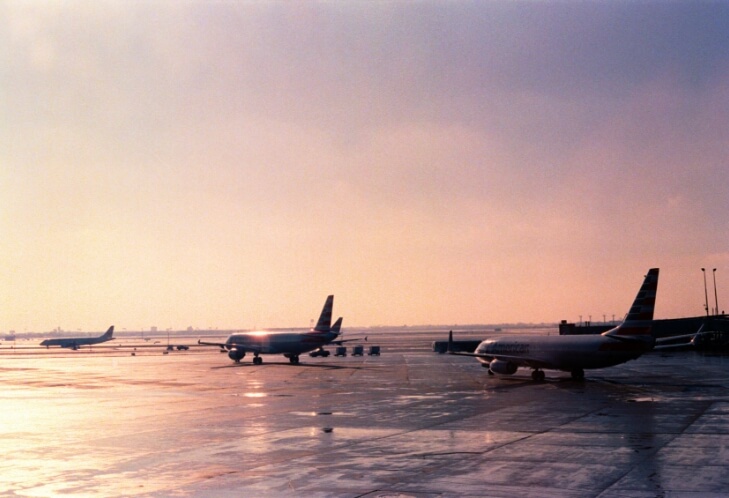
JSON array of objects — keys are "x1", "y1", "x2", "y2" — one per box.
[
  {"x1": 450, "y1": 268, "x2": 659, "y2": 381},
  {"x1": 40, "y1": 326, "x2": 115, "y2": 350},
  {"x1": 199, "y1": 295, "x2": 361, "y2": 364}
]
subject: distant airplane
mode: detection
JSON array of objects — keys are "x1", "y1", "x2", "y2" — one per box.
[
  {"x1": 199, "y1": 296, "x2": 361, "y2": 365},
  {"x1": 450, "y1": 268, "x2": 659, "y2": 381},
  {"x1": 40, "y1": 326, "x2": 115, "y2": 350}
]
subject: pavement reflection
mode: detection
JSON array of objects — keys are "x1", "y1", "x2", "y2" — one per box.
[{"x1": 1, "y1": 339, "x2": 729, "y2": 496}]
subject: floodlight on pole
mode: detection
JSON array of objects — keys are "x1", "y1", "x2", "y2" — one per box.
[
  {"x1": 713, "y1": 268, "x2": 719, "y2": 316},
  {"x1": 702, "y1": 268, "x2": 709, "y2": 317}
]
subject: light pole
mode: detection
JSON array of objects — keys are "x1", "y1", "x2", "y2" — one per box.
[
  {"x1": 713, "y1": 268, "x2": 719, "y2": 316},
  {"x1": 702, "y1": 268, "x2": 709, "y2": 316}
]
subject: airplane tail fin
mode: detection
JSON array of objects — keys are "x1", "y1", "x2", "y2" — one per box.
[
  {"x1": 331, "y1": 317, "x2": 343, "y2": 336},
  {"x1": 313, "y1": 295, "x2": 334, "y2": 333},
  {"x1": 103, "y1": 326, "x2": 114, "y2": 339},
  {"x1": 604, "y1": 268, "x2": 659, "y2": 338}
]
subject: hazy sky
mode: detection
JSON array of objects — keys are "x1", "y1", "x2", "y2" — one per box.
[{"x1": 2, "y1": 2, "x2": 729, "y2": 332}]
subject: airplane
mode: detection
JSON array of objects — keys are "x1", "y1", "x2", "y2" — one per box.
[
  {"x1": 449, "y1": 268, "x2": 659, "y2": 381},
  {"x1": 40, "y1": 326, "x2": 115, "y2": 350},
  {"x1": 198, "y1": 295, "x2": 362, "y2": 365}
]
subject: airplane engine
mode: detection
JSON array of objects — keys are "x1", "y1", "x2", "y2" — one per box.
[
  {"x1": 489, "y1": 359, "x2": 518, "y2": 375},
  {"x1": 228, "y1": 349, "x2": 245, "y2": 362}
]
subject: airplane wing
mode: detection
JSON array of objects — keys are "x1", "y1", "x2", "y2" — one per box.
[
  {"x1": 197, "y1": 340, "x2": 229, "y2": 349},
  {"x1": 652, "y1": 321, "x2": 718, "y2": 350},
  {"x1": 653, "y1": 332, "x2": 700, "y2": 351},
  {"x1": 447, "y1": 351, "x2": 484, "y2": 358},
  {"x1": 653, "y1": 342, "x2": 694, "y2": 350},
  {"x1": 197, "y1": 340, "x2": 267, "y2": 355},
  {"x1": 330, "y1": 336, "x2": 367, "y2": 346},
  {"x1": 653, "y1": 332, "x2": 702, "y2": 350},
  {"x1": 655, "y1": 332, "x2": 701, "y2": 343}
]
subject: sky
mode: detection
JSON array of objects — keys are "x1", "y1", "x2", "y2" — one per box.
[{"x1": 2, "y1": 1, "x2": 729, "y2": 332}]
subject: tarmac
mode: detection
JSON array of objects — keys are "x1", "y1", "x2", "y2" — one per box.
[{"x1": 2, "y1": 332, "x2": 729, "y2": 497}]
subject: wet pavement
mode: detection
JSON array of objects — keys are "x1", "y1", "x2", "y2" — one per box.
[{"x1": 2, "y1": 340, "x2": 729, "y2": 497}]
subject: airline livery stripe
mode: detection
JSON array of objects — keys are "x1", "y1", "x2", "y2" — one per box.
[{"x1": 609, "y1": 268, "x2": 659, "y2": 337}]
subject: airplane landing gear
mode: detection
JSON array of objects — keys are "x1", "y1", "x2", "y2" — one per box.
[
  {"x1": 571, "y1": 368, "x2": 585, "y2": 380},
  {"x1": 531, "y1": 370, "x2": 545, "y2": 382},
  {"x1": 289, "y1": 355, "x2": 300, "y2": 365},
  {"x1": 253, "y1": 356, "x2": 263, "y2": 365}
]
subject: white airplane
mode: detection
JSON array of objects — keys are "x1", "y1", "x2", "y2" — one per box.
[
  {"x1": 199, "y1": 295, "x2": 361, "y2": 365},
  {"x1": 40, "y1": 326, "x2": 115, "y2": 350},
  {"x1": 450, "y1": 268, "x2": 659, "y2": 381}
]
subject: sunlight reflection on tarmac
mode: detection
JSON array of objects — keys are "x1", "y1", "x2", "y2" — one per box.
[{"x1": 2, "y1": 332, "x2": 729, "y2": 497}]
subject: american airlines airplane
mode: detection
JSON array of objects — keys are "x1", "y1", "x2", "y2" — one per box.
[
  {"x1": 450, "y1": 268, "x2": 659, "y2": 381},
  {"x1": 199, "y1": 295, "x2": 359, "y2": 365},
  {"x1": 40, "y1": 326, "x2": 115, "y2": 350}
]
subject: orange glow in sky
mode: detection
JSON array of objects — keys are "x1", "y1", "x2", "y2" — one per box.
[{"x1": 2, "y1": 3, "x2": 728, "y2": 331}]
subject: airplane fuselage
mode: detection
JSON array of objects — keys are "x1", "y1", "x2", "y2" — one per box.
[
  {"x1": 40, "y1": 337, "x2": 106, "y2": 348},
  {"x1": 475, "y1": 334, "x2": 655, "y2": 371},
  {"x1": 225, "y1": 330, "x2": 340, "y2": 355}
]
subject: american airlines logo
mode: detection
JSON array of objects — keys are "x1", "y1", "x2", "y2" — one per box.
[{"x1": 484, "y1": 343, "x2": 530, "y2": 354}]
